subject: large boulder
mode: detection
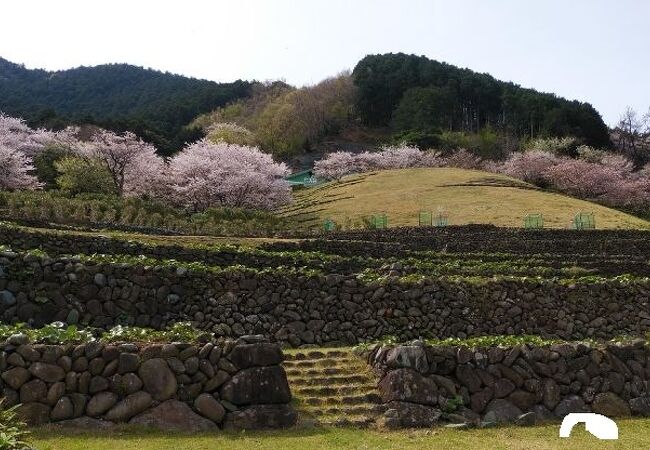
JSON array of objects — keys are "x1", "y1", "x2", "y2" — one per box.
[
  {"x1": 542, "y1": 379, "x2": 561, "y2": 411},
  {"x1": 455, "y1": 366, "x2": 482, "y2": 393},
  {"x1": 20, "y1": 379, "x2": 47, "y2": 403},
  {"x1": 381, "y1": 401, "x2": 441, "y2": 428},
  {"x1": 227, "y1": 343, "x2": 283, "y2": 369},
  {"x1": 223, "y1": 404, "x2": 297, "y2": 430},
  {"x1": 553, "y1": 395, "x2": 588, "y2": 418},
  {"x1": 220, "y1": 366, "x2": 291, "y2": 405},
  {"x1": 194, "y1": 394, "x2": 226, "y2": 424},
  {"x1": 630, "y1": 396, "x2": 650, "y2": 416},
  {"x1": 508, "y1": 390, "x2": 537, "y2": 412},
  {"x1": 129, "y1": 400, "x2": 217, "y2": 431},
  {"x1": 17, "y1": 402, "x2": 51, "y2": 426},
  {"x1": 385, "y1": 346, "x2": 429, "y2": 374},
  {"x1": 483, "y1": 399, "x2": 522, "y2": 424},
  {"x1": 105, "y1": 392, "x2": 153, "y2": 422},
  {"x1": 591, "y1": 392, "x2": 631, "y2": 417},
  {"x1": 29, "y1": 362, "x2": 65, "y2": 383},
  {"x1": 2, "y1": 367, "x2": 31, "y2": 390},
  {"x1": 378, "y1": 369, "x2": 437, "y2": 406},
  {"x1": 51, "y1": 397, "x2": 75, "y2": 421},
  {"x1": 53, "y1": 417, "x2": 116, "y2": 429},
  {"x1": 138, "y1": 358, "x2": 177, "y2": 401},
  {"x1": 87, "y1": 392, "x2": 119, "y2": 417}
]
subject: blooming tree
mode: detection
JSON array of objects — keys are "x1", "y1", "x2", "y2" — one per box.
[
  {"x1": 500, "y1": 150, "x2": 560, "y2": 185},
  {"x1": 0, "y1": 144, "x2": 41, "y2": 190},
  {"x1": 442, "y1": 148, "x2": 484, "y2": 170},
  {"x1": 0, "y1": 113, "x2": 57, "y2": 157},
  {"x1": 314, "y1": 145, "x2": 443, "y2": 180},
  {"x1": 166, "y1": 139, "x2": 291, "y2": 211},
  {"x1": 313, "y1": 151, "x2": 360, "y2": 180},
  {"x1": 81, "y1": 130, "x2": 165, "y2": 197}
]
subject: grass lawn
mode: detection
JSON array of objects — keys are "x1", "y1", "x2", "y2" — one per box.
[
  {"x1": 281, "y1": 168, "x2": 650, "y2": 230},
  {"x1": 31, "y1": 419, "x2": 650, "y2": 450}
]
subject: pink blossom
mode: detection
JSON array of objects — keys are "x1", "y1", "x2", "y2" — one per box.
[
  {"x1": 81, "y1": 130, "x2": 165, "y2": 197},
  {"x1": 0, "y1": 113, "x2": 57, "y2": 157},
  {"x1": 166, "y1": 139, "x2": 291, "y2": 211},
  {"x1": 0, "y1": 144, "x2": 42, "y2": 190},
  {"x1": 500, "y1": 150, "x2": 560, "y2": 185},
  {"x1": 314, "y1": 145, "x2": 443, "y2": 180}
]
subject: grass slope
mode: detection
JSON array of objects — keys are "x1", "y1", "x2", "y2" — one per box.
[
  {"x1": 281, "y1": 168, "x2": 650, "y2": 230},
  {"x1": 32, "y1": 419, "x2": 650, "y2": 450}
]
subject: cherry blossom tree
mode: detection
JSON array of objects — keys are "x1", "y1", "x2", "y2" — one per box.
[
  {"x1": 0, "y1": 144, "x2": 41, "y2": 190},
  {"x1": 500, "y1": 150, "x2": 560, "y2": 185},
  {"x1": 441, "y1": 148, "x2": 484, "y2": 170},
  {"x1": 166, "y1": 139, "x2": 291, "y2": 211},
  {"x1": 314, "y1": 145, "x2": 443, "y2": 180},
  {"x1": 81, "y1": 130, "x2": 165, "y2": 197},
  {"x1": 0, "y1": 113, "x2": 56, "y2": 157},
  {"x1": 314, "y1": 151, "x2": 360, "y2": 180}
]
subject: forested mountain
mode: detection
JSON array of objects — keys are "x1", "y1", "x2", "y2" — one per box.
[
  {"x1": 353, "y1": 53, "x2": 611, "y2": 148},
  {"x1": 0, "y1": 58, "x2": 252, "y2": 154},
  {"x1": 1, "y1": 54, "x2": 613, "y2": 158}
]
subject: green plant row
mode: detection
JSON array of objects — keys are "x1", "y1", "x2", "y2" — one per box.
[
  {"x1": 0, "y1": 322, "x2": 208, "y2": 345},
  {"x1": 0, "y1": 190, "x2": 296, "y2": 237},
  {"x1": 3, "y1": 245, "x2": 649, "y2": 285},
  {"x1": 355, "y1": 333, "x2": 648, "y2": 352}
]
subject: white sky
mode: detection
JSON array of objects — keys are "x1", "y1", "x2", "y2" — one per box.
[{"x1": 1, "y1": 0, "x2": 648, "y2": 125}]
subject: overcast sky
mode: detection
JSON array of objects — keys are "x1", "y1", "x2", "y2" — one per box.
[{"x1": 1, "y1": 0, "x2": 648, "y2": 125}]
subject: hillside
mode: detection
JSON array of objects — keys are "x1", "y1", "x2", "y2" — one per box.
[
  {"x1": 0, "y1": 57, "x2": 251, "y2": 154},
  {"x1": 354, "y1": 53, "x2": 611, "y2": 148},
  {"x1": 280, "y1": 168, "x2": 649, "y2": 230}
]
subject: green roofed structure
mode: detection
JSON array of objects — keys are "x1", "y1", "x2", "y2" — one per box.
[{"x1": 285, "y1": 169, "x2": 320, "y2": 187}]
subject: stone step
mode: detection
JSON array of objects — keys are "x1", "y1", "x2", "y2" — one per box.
[
  {"x1": 284, "y1": 350, "x2": 350, "y2": 361},
  {"x1": 282, "y1": 357, "x2": 360, "y2": 368},
  {"x1": 287, "y1": 374, "x2": 374, "y2": 386},
  {"x1": 284, "y1": 366, "x2": 363, "y2": 377},
  {"x1": 316, "y1": 415, "x2": 379, "y2": 428},
  {"x1": 300, "y1": 404, "x2": 386, "y2": 416},
  {"x1": 293, "y1": 384, "x2": 377, "y2": 397},
  {"x1": 299, "y1": 392, "x2": 382, "y2": 406}
]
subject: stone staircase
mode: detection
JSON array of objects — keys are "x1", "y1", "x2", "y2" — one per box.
[{"x1": 283, "y1": 349, "x2": 385, "y2": 427}]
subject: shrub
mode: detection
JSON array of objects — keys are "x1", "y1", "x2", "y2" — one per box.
[
  {"x1": 524, "y1": 136, "x2": 578, "y2": 155},
  {"x1": 0, "y1": 399, "x2": 31, "y2": 450},
  {"x1": 0, "y1": 190, "x2": 295, "y2": 236},
  {"x1": 32, "y1": 145, "x2": 74, "y2": 190},
  {"x1": 54, "y1": 156, "x2": 117, "y2": 196},
  {"x1": 206, "y1": 122, "x2": 257, "y2": 146},
  {"x1": 442, "y1": 148, "x2": 484, "y2": 170}
]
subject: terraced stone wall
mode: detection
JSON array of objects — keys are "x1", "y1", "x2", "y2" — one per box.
[
  {"x1": 367, "y1": 341, "x2": 650, "y2": 428},
  {"x1": 267, "y1": 225, "x2": 650, "y2": 256},
  {"x1": 0, "y1": 337, "x2": 295, "y2": 429},
  {"x1": 1, "y1": 251, "x2": 650, "y2": 346}
]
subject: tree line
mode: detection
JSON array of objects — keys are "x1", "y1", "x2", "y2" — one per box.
[
  {"x1": 352, "y1": 53, "x2": 612, "y2": 149},
  {"x1": 0, "y1": 58, "x2": 252, "y2": 155}
]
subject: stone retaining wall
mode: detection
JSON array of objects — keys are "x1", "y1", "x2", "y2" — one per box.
[
  {"x1": 367, "y1": 341, "x2": 650, "y2": 428},
  {"x1": 0, "y1": 336, "x2": 295, "y2": 430},
  {"x1": 1, "y1": 251, "x2": 650, "y2": 345},
  {"x1": 0, "y1": 225, "x2": 362, "y2": 274},
  {"x1": 268, "y1": 225, "x2": 650, "y2": 256}
]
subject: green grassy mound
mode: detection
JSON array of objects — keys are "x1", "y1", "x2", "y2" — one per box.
[{"x1": 281, "y1": 168, "x2": 650, "y2": 230}]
